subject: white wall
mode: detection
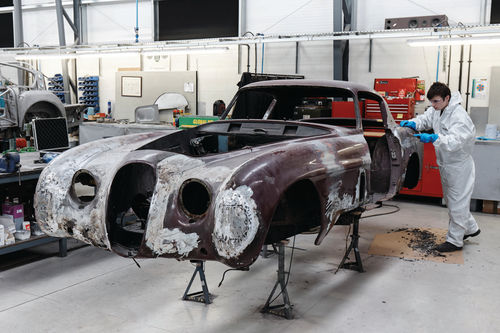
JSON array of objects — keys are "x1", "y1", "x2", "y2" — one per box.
[
  {"x1": 12, "y1": 0, "x2": 500, "y2": 124},
  {"x1": 244, "y1": 0, "x2": 333, "y2": 35},
  {"x1": 22, "y1": 0, "x2": 153, "y2": 46},
  {"x1": 188, "y1": 47, "x2": 241, "y2": 115},
  {"x1": 349, "y1": 36, "x2": 500, "y2": 120},
  {"x1": 86, "y1": 1, "x2": 153, "y2": 44}
]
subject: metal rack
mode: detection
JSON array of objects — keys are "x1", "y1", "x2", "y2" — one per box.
[
  {"x1": 78, "y1": 76, "x2": 99, "y2": 112},
  {"x1": 48, "y1": 74, "x2": 65, "y2": 104},
  {"x1": 0, "y1": 152, "x2": 67, "y2": 257}
]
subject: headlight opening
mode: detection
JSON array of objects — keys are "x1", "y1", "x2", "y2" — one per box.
[
  {"x1": 179, "y1": 179, "x2": 211, "y2": 218},
  {"x1": 71, "y1": 170, "x2": 98, "y2": 203}
]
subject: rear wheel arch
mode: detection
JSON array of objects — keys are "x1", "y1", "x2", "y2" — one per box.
[{"x1": 23, "y1": 101, "x2": 64, "y2": 124}]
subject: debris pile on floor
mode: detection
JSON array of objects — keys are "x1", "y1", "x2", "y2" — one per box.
[
  {"x1": 367, "y1": 227, "x2": 464, "y2": 264},
  {"x1": 394, "y1": 228, "x2": 445, "y2": 257}
]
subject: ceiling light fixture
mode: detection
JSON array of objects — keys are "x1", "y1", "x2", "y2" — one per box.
[
  {"x1": 407, "y1": 35, "x2": 500, "y2": 47},
  {"x1": 15, "y1": 53, "x2": 77, "y2": 60},
  {"x1": 77, "y1": 51, "x2": 141, "y2": 58},
  {"x1": 13, "y1": 46, "x2": 229, "y2": 60},
  {"x1": 142, "y1": 46, "x2": 229, "y2": 56}
]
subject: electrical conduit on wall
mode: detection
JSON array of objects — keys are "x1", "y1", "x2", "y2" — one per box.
[{"x1": 135, "y1": 0, "x2": 139, "y2": 42}]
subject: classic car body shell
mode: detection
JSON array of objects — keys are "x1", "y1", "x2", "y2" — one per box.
[
  {"x1": 34, "y1": 80, "x2": 421, "y2": 268},
  {"x1": 0, "y1": 62, "x2": 65, "y2": 132}
]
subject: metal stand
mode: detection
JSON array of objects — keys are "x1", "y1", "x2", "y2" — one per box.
[
  {"x1": 261, "y1": 242, "x2": 293, "y2": 319},
  {"x1": 182, "y1": 260, "x2": 213, "y2": 305},
  {"x1": 260, "y1": 244, "x2": 276, "y2": 258},
  {"x1": 58, "y1": 238, "x2": 67, "y2": 257},
  {"x1": 338, "y1": 214, "x2": 364, "y2": 272}
]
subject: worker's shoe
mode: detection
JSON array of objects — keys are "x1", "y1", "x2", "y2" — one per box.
[
  {"x1": 434, "y1": 241, "x2": 462, "y2": 253},
  {"x1": 464, "y1": 229, "x2": 481, "y2": 240}
]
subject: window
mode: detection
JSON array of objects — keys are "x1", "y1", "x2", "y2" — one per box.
[
  {"x1": 229, "y1": 87, "x2": 356, "y2": 121},
  {"x1": 0, "y1": 0, "x2": 13, "y2": 47},
  {"x1": 492, "y1": 0, "x2": 500, "y2": 24},
  {"x1": 358, "y1": 91, "x2": 385, "y2": 121},
  {"x1": 156, "y1": 0, "x2": 239, "y2": 41}
]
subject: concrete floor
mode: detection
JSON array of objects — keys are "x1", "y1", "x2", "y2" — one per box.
[{"x1": 0, "y1": 199, "x2": 499, "y2": 333}]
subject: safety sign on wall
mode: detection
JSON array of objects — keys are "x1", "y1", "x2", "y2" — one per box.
[{"x1": 472, "y1": 79, "x2": 487, "y2": 99}]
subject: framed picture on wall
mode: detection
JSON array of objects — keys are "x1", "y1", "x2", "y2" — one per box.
[{"x1": 121, "y1": 76, "x2": 142, "y2": 97}]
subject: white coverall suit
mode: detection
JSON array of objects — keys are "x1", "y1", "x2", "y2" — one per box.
[{"x1": 411, "y1": 92, "x2": 479, "y2": 247}]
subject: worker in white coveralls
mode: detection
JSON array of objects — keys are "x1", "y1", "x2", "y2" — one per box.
[{"x1": 400, "y1": 82, "x2": 480, "y2": 252}]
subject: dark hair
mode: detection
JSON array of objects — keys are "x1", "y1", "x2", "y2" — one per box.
[{"x1": 427, "y1": 82, "x2": 451, "y2": 100}]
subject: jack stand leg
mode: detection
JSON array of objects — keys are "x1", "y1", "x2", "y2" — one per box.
[
  {"x1": 182, "y1": 260, "x2": 213, "y2": 305},
  {"x1": 260, "y1": 242, "x2": 293, "y2": 319},
  {"x1": 339, "y1": 215, "x2": 364, "y2": 272},
  {"x1": 260, "y1": 244, "x2": 277, "y2": 258},
  {"x1": 261, "y1": 244, "x2": 270, "y2": 258}
]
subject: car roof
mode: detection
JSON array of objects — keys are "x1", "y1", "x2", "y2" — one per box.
[{"x1": 240, "y1": 79, "x2": 377, "y2": 95}]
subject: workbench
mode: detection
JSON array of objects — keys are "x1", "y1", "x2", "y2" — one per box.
[
  {"x1": 0, "y1": 152, "x2": 67, "y2": 257},
  {"x1": 472, "y1": 140, "x2": 500, "y2": 202}
]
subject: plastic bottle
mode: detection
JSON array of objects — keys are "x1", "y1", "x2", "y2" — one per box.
[
  {"x1": 12, "y1": 198, "x2": 25, "y2": 231},
  {"x1": 2, "y1": 196, "x2": 10, "y2": 215},
  {"x1": 107, "y1": 101, "x2": 112, "y2": 118}
]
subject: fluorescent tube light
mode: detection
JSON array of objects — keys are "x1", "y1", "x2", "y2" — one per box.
[
  {"x1": 15, "y1": 51, "x2": 141, "y2": 60},
  {"x1": 77, "y1": 51, "x2": 141, "y2": 58},
  {"x1": 407, "y1": 35, "x2": 500, "y2": 47},
  {"x1": 15, "y1": 53, "x2": 77, "y2": 60},
  {"x1": 14, "y1": 46, "x2": 228, "y2": 60},
  {"x1": 142, "y1": 46, "x2": 229, "y2": 56}
]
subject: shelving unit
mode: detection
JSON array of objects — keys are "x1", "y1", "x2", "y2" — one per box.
[
  {"x1": 0, "y1": 152, "x2": 67, "y2": 257},
  {"x1": 48, "y1": 74, "x2": 65, "y2": 103},
  {"x1": 0, "y1": 235, "x2": 67, "y2": 256},
  {"x1": 78, "y1": 76, "x2": 99, "y2": 112}
]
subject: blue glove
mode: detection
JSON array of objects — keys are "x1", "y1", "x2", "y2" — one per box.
[
  {"x1": 414, "y1": 133, "x2": 439, "y2": 143},
  {"x1": 400, "y1": 120, "x2": 416, "y2": 130}
]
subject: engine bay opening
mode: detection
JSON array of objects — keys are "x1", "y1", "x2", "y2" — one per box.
[
  {"x1": 106, "y1": 163, "x2": 156, "y2": 257},
  {"x1": 138, "y1": 121, "x2": 330, "y2": 157}
]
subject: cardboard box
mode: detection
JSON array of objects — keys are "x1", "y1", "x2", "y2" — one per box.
[{"x1": 483, "y1": 200, "x2": 499, "y2": 214}]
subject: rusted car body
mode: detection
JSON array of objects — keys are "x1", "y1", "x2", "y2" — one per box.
[{"x1": 34, "y1": 80, "x2": 421, "y2": 268}]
